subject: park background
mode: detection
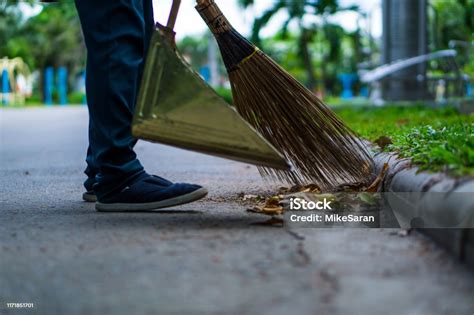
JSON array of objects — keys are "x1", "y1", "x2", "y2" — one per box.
[
  {"x1": 1, "y1": 0, "x2": 473, "y2": 176},
  {"x1": 2, "y1": 0, "x2": 473, "y2": 105},
  {"x1": 2, "y1": 2, "x2": 474, "y2": 313}
]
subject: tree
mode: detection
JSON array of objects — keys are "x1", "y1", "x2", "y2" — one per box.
[
  {"x1": 238, "y1": 0, "x2": 357, "y2": 91},
  {"x1": 432, "y1": 0, "x2": 472, "y2": 48},
  {"x1": 1, "y1": 2, "x2": 85, "y2": 100},
  {"x1": 178, "y1": 34, "x2": 209, "y2": 70},
  {"x1": 0, "y1": 1, "x2": 34, "y2": 64},
  {"x1": 23, "y1": 2, "x2": 84, "y2": 73},
  {"x1": 455, "y1": 0, "x2": 474, "y2": 36},
  {"x1": 431, "y1": 0, "x2": 474, "y2": 74}
]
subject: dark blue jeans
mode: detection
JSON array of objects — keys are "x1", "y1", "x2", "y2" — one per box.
[{"x1": 75, "y1": 0, "x2": 154, "y2": 199}]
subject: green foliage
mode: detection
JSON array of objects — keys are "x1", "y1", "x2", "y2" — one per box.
[
  {"x1": 0, "y1": 2, "x2": 31, "y2": 62},
  {"x1": 261, "y1": 33, "x2": 308, "y2": 83},
  {"x1": 322, "y1": 23, "x2": 344, "y2": 63},
  {"x1": 178, "y1": 35, "x2": 209, "y2": 70},
  {"x1": 1, "y1": 2, "x2": 85, "y2": 101},
  {"x1": 23, "y1": 92, "x2": 84, "y2": 106},
  {"x1": 238, "y1": 0, "x2": 360, "y2": 92},
  {"x1": 431, "y1": 0, "x2": 474, "y2": 74},
  {"x1": 23, "y1": 2, "x2": 84, "y2": 71},
  {"x1": 336, "y1": 105, "x2": 474, "y2": 175},
  {"x1": 68, "y1": 91, "x2": 85, "y2": 104},
  {"x1": 389, "y1": 123, "x2": 474, "y2": 175},
  {"x1": 24, "y1": 93, "x2": 42, "y2": 106},
  {"x1": 1, "y1": 2, "x2": 84, "y2": 70},
  {"x1": 432, "y1": 0, "x2": 473, "y2": 48},
  {"x1": 215, "y1": 87, "x2": 233, "y2": 104}
]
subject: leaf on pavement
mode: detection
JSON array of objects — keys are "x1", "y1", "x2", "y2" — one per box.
[
  {"x1": 242, "y1": 194, "x2": 259, "y2": 201},
  {"x1": 279, "y1": 184, "x2": 321, "y2": 194},
  {"x1": 247, "y1": 195, "x2": 284, "y2": 216}
]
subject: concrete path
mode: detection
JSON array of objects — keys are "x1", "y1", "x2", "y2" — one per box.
[{"x1": 1, "y1": 107, "x2": 473, "y2": 315}]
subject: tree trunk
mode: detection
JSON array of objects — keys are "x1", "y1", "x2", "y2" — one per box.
[{"x1": 299, "y1": 28, "x2": 316, "y2": 91}]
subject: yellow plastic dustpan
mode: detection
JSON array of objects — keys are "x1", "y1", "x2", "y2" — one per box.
[{"x1": 133, "y1": 0, "x2": 290, "y2": 170}]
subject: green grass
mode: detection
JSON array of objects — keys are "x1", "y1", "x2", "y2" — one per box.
[
  {"x1": 215, "y1": 86, "x2": 474, "y2": 176},
  {"x1": 12, "y1": 93, "x2": 86, "y2": 107},
  {"x1": 335, "y1": 105, "x2": 474, "y2": 176},
  {"x1": 215, "y1": 87, "x2": 233, "y2": 105}
]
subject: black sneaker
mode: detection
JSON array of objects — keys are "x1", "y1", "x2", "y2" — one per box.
[
  {"x1": 95, "y1": 175, "x2": 207, "y2": 212},
  {"x1": 83, "y1": 175, "x2": 172, "y2": 203}
]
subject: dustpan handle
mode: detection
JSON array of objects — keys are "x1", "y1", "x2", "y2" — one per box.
[{"x1": 167, "y1": 0, "x2": 181, "y2": 30}]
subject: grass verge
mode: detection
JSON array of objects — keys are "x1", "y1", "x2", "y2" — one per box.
[{"x1": 335, "y1": 105, "x2": 474, "y2": 176}]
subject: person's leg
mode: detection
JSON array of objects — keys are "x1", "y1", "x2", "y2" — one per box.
[
  {"x1": 84, "y1": 119, "x2": 99, "y2": 192},
  {"x1": 82, "y1": 0, "x2": 153, "y2": 200},
  {"x1": 82, "y1": 121, "x2": 99, "y2": 202},
  {"x1": 75, "y1": 0, "x2": 207, "y2": 210},
  {"x1": 75, "y1": 0, "x2": 148, "y2": 200}
]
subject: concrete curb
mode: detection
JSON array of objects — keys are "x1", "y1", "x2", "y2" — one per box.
[{"x1": 372, "y1": 151, "x2": 474, "y2": 268}]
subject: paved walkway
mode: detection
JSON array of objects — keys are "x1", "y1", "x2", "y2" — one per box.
[{"x1": 1, "y1": 107, "x2": 473, "y2": 315}]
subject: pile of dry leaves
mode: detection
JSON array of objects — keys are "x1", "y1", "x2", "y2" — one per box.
[{"x1": 246, "y1": 163, "x2": 389, "y2": 218}]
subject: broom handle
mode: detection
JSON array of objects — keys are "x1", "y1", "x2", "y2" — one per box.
[
  {"x1": 167, "y1": 0, "x2": 181, "y2": 30},
  {"x1": 195, "y1": 0, "x2": 233, "y2": 34}
]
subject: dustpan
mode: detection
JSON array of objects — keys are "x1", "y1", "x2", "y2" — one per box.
[{"x1": 132, "y1": 0, "x2": 290, "y2": 170}]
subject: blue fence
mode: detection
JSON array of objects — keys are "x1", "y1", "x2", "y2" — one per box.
[
  {"x1": 44, "y1": 67, "x2": 54, "y2": 105},
  {"x1": 57, "y1": 67, "x2": 68, "y2": 105},
  {"x1": 2, "y1": 69, "x2": 9, "y2": 106}
]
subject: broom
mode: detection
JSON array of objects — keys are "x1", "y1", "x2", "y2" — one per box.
[{"x1": 196, "y1": 0, "x2": 374, "y2": 189}]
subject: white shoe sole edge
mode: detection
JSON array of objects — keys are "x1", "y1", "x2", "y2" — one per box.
[
  {"x1": 83, "y1": 192, "x2": 98, "y2": 203},
  {"x1": 95, "y1": 188, "x2": 208, "y2": 212}
]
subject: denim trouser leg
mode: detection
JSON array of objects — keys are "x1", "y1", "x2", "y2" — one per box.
[
  {"x1": 84, "y1": 146, "x2": 99, "y2": 192},
  {"x1": 75, "y1": 0, "x2": 154, "y2": 199}
]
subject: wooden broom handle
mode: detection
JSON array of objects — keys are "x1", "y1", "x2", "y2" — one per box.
[
  {"x1": 195, "y1": 0, "x2": 232, "y2": 34},
  {"x1": 196, "y1": 0, "x2": 216, "y2": 8},
  {"x1": 167, "y1": 0, "x2": 181, "y2": 30},
  {"x1": 196, "y1": 0, "x2": 208, "y2": 5}
]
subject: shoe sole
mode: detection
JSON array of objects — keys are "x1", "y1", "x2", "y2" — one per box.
[
  {"x1": 95, "y1": 187, "x2": 208, "y2": 212},
  {"x1": 83, "y1": 192, "x2": 98, "y2": 203}
]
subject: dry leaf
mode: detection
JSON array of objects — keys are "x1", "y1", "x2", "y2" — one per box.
[
  {"x1": 278, "y1": 187, "x2": 290, "y2": 194},
  {"x1": 289, "y1": 185, "x2": 305, "y2": 193},
  {"x1": 247, "y1": 207, "x2": 283, "y2": 215},
  {"x1": 366, "y1": 163, "x2": 389, "y2": 192},
  {"x1": 374, "y1": 136, "x2": 393, "y2": 150},
  {"x1": 247, "y1": 194, "x2": 284, "y2": 216},
  {"x1": 336, "y1": 182, "x2": 367, "y2": 192},
  {"x1": 266, "y1": 196, "x2": 281, "y2": 206},
  {"x1": 305, "y1": 184, "x2": 321, "y2": 193},
  {"x1": 242, "y1": 194, "x2": 259, "y2": 201},
  {"x1": 247, "y1": 206, "x2": 264, "y2": 214},
  {"x1": 397, "y1": 119, "x2": 409, "y2": 126},
  {"x1": 262, "y1": 206, "x2": 284, "y2": 215},
  {"x1": 281, "y1": 184, "x2": 322, "y2": 194}
]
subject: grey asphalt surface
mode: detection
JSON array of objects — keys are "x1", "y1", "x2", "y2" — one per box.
[{"x1": 1, "y1": 107, "x2": 474, "y2": 315}]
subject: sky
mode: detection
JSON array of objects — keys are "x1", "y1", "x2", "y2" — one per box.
[{"x1": 21, "y1": 0, "x2": 382, "y2": 40}]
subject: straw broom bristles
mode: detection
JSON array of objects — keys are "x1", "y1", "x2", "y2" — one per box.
[{"x1": 196, "y1": 0, "x2": 374, "y2": 189}]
